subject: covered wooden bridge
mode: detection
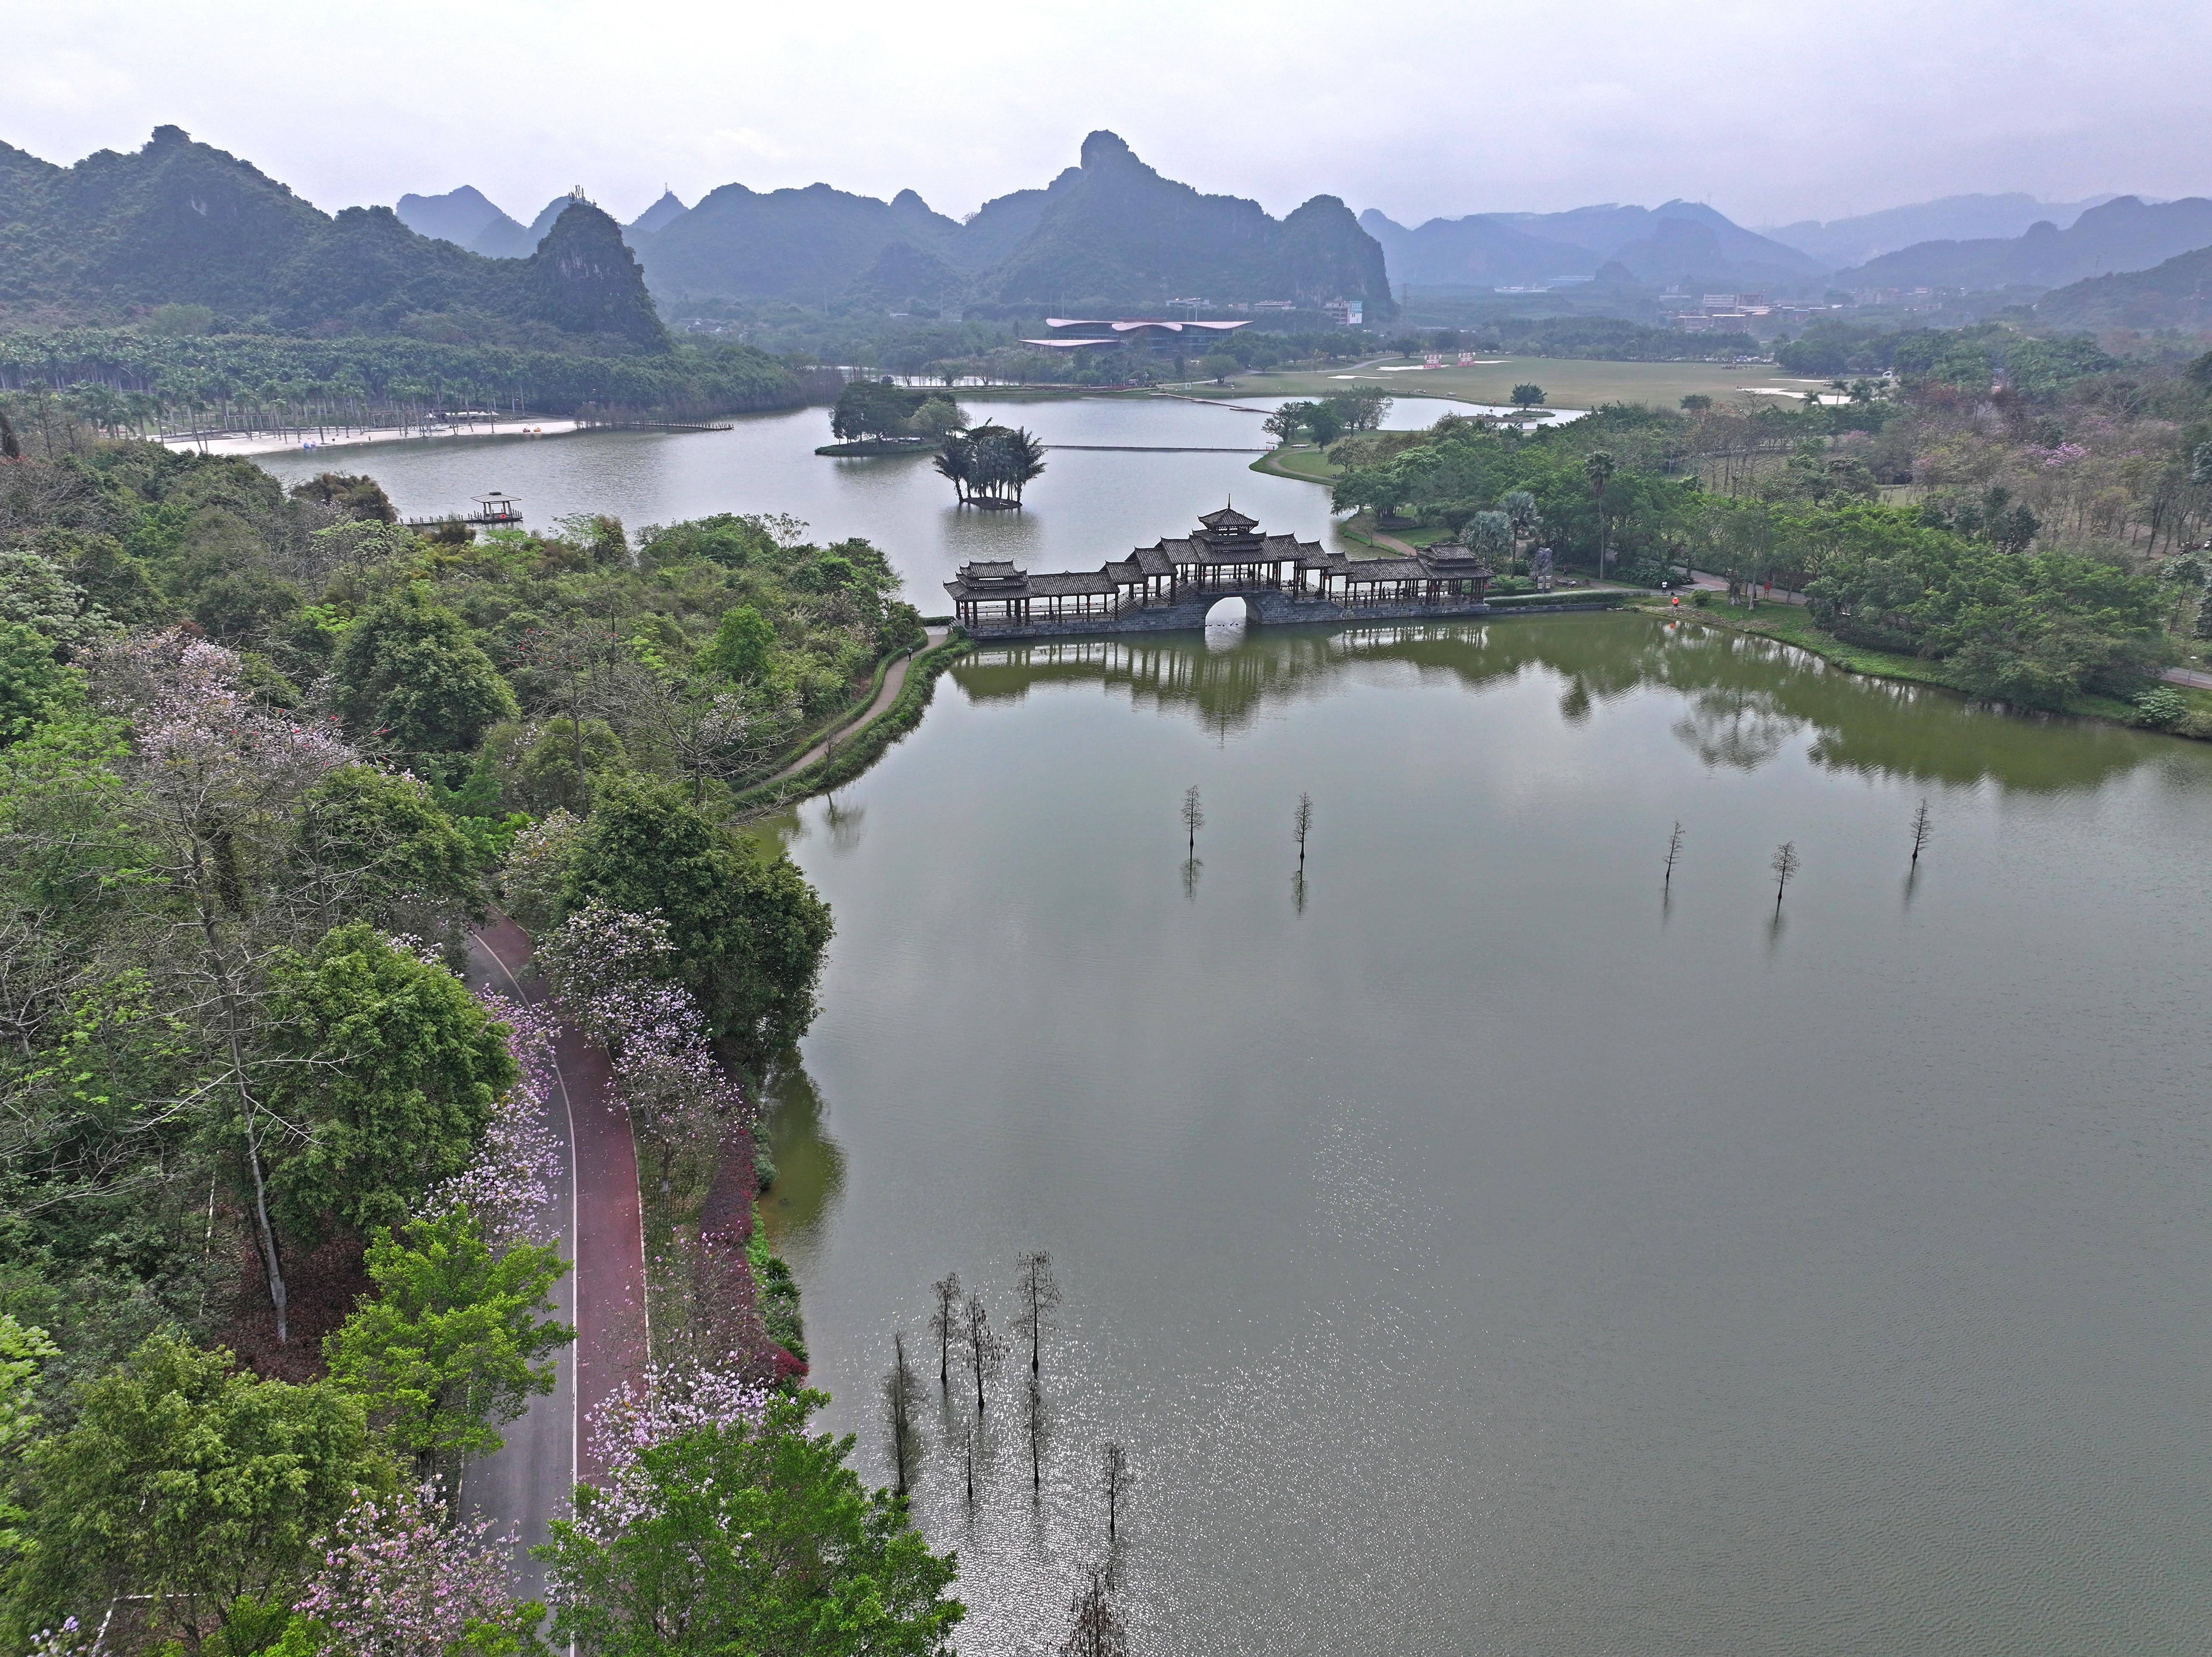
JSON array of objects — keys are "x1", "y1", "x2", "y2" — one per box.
[{"x1": 945, "y1": 506, "x2": 1496, "y2": 635}]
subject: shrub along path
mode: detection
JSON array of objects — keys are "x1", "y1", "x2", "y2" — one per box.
[
  {"x1": 462, "y1": 917, "x2": 650, "y2": 1594},
  {"x1": 766, "y1": 626, "x2": 949, "y2": 785}
]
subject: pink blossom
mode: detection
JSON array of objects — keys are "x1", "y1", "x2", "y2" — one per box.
[
  {"x1": 424, "y1": 990, "x2": 564, "y2": 1249},
  {"x1": 297, "y1": 1481, "x2": 524, "y2": 1657},
  {"x1": 561, "y1": 1361, "x2": 771, "y2": 1548}
]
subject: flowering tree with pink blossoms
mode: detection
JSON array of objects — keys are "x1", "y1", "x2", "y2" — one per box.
[
  {"x1": 425, "y1": 989, "x2": 564, "y2": 1253},
  {"x1": 85, "y1": 627, "x2": 357, "y2": 1344},
  {"x1": 297, "y1": 1480, "x2": 543, "y2": 1657},
  {"x1": 538, "y1": 901, "x2": 749, "y2": 1179}
]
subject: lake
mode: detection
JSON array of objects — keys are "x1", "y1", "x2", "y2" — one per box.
[
  {"x1": 760, "y1": 614, "x2": 2212, "y2": 1656},
  {"x1": 252, "y1": 392, "x2": 1493, "y2": 604},
  {"x1": 253, "y1": 409, "x2": 2212, "y2": 1653}
]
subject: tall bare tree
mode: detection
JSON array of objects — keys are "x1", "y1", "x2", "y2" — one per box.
[
  {"x1": 1100, "y1": 1441, "x2": 1130, "y2": 1547},
  {"x1": 1181, "y1": 785, "x2": 1204, "y2": 856},
  {"x1": 1909, "y1": 801, "x2": 1934, "y2": 870},
  {"x1": 1012, "y1": 1249, "x2": 1062, "y2": 1377},
  {"x1": 1770, "y1": 841, "x2": 1801, "y2": 915},
  {"x1": 960, "y1": 1291, "x2": 1005, "y2": 1417},
  {"x1": 1023, "y1": 1371, "x2": 1050, "y2": 1497},
  {"x1": 1293, "y1": 793, "x2": 1313, "y2": 871},
  {"x1": 881, "y1": 1330, "x2": 925, "y2": 1499},
  {"x1": 1059, "y1": 1564, "x2": 1128, "y2": 1657},
  {"x1": 928, "y1": 1272, "x2": 962, "y2": 1390},
  {"x1": 1664, "y1": 820, "x2": 1685, "y2": 890}
]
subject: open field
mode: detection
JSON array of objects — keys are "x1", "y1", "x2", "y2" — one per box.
[{"x1": 1217, "y1": 356, "x2": 1835, "y2": 413}]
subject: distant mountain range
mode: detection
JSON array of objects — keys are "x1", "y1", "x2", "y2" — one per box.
[
  {"x1": 1831, "y1": 196, "x2": 2212, "y2": 292},
  {"x1": 400, "y1": 131, "x2": 1394, "y2": 317},
  {"x1": 0, "y1": 126, "x2": 666, "y2": 343},
  {"x1": 1357, "y1": 202, "x2": 1823, "y2": 293},
  {"x1": 1758, "y1": 194, "x2": 2119, "y2": 266}
]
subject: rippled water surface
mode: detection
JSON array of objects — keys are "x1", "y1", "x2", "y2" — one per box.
[{"x1": 760, "y1": 615, "x2": 2212, "y2": 1657}]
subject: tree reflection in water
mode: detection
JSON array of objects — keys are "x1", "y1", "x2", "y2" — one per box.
[
  {"x1": 952, "y1": 614, "x2": 2178, "y2": 795},
  {"x1": 756, "y1": 1058, "x2": 846, "y2": 1271}
]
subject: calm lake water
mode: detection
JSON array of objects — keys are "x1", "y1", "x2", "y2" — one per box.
[
  {"x1": 252, "y1": 392, "x2": 1486, "y2": 602},
  {"x1": 254, "y1": 412, "x2": 2212, "y2": 1652},
  {"x1": 760, "y1": 614, "x2": 2212, "y2": 1657}
]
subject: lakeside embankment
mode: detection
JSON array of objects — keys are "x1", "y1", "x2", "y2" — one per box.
[{"x1": 164, "y1": 418, "x2": 585, "y2": 457}]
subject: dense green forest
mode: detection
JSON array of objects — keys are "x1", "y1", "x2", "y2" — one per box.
[
  {"x1": 0, "y1": 439, "x2": 958, "y2": 1652},
  {"x1": 0, "y1": 331, "x2": 801, "y2": 437}
]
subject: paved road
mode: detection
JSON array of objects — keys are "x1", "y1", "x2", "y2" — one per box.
[
  {"x1": 767, "y1": 627, "x2": 948, "y2": 785},
  {"x1": 460, "y1": 918, "x2": 649, "y2": 1598}
]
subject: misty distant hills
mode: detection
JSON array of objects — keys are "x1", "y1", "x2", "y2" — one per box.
[
  {"x1": 1759, "y1": 193, "x2": 2118, "y2": 266},
  {"x1": 1836, "y1": 196, "x2": 2212, "y2": 291},
  {"x1": 395, "y1": 186, "x2": 571, "y2": 258},
  {"x1": 2031, "y1": 243, "x2": 2212, "y2": 330},
  {"x1": 1359, "y1": 201, "x2": 1821, "y2": 292},
  {"x1": 395, "y1": 132, "x2": 1392, "y2": 317},
  {"x1": 0, "y1": 126, "x2": 667, "y2": 343}
]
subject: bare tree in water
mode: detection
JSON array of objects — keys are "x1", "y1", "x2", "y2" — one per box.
[
  {"x1": 960, "y1": 1290, "x2": 1005, "y2": 1417},
  {"x1": 1770, "y1": 840, "x2": 1801, "y2": 914},
  {"x1": 1059, "y1": 1564, "x2": 1128, "y2": 1657},
  {"x1": 881, "y1": 1330, "x2": 925, "y2": 1498},
  {"x1": 1011, "y1": 1250, "x2": 1062, "y2": 1376},
  {"x1": 928, "y1": 1272, "x2": 962, "y2": 1389},
  {"x1": 1909, "y1": 801, "x2": 1934, "y2": 870},
  {"x1": 1664, "y1": 820, "x2": 1685, "y2": 890},
  {"x1": 1293, "y1": 792, "x2": 1314, "y2": 870},
  {"x1": 1181, "y1": 784, "x2": 1204, "y2": 856},
  {"x1": 1023, "y1": 1371, "x2": 1050, "y2": 1496},
  {"x1": 1100, "y1": 1442, "x2": 1130, "y2": 1546}
]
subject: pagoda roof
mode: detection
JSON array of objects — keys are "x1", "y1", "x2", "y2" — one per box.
[{"x1": 1198, "y1": 505, "x2": 1259, "y2": 531}]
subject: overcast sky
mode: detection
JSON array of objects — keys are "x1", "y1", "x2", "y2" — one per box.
[{"x1": 6, "y1": 0, "x2": 2206, "y2": 231}]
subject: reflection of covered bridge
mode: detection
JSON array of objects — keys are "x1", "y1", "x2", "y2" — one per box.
[{"x1": 944, "y1": 506, "x2": 1495, "y2": 638}]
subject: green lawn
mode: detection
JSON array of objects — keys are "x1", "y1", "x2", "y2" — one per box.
[
  {"x1": 1249, "y1": 444, "x2": 1339, "y2": 482},
  {"x1": 1217, "y1": 355, "x2": 1830, "y2": 414}
]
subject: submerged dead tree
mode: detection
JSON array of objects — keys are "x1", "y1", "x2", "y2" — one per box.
[
  {"x1": 1012, "y1": 1249, "x2": 1061, "y2": 1376},
  {"x1": 1909, "y1": 800, "x2": 1934, "y2": 870},
  {"x1": 1060, "y1": 1564, "x2": 1129, "y2": 1657},
  {"x1": 960, "y1": 1291, "x2": 1005, "y2": 1417},
  {"x1": 882, "y1": 1330, "x2": 925, "y2": 1498},
  {"x1": 929, "y1": 1272, "x2": 962, "y2": 1389},
  {"x1": 1771, "y1": 840, "x2": 1801, "y2": 915}
]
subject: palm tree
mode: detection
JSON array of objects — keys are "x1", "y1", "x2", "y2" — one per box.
[
  {"x1": 1584, "y1": 450, "x2": 1617, "y2": 576},
  {"x1": 961, "y1": 424, "x2": 1049, "y2": 508},
  {"x1": 934, "y1": 432, "x2": 974, "y2": 504}
]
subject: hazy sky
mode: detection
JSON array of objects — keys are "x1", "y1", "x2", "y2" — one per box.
[{"x1": 6, "y1": 0, "x2": 2206, "y2": 230}]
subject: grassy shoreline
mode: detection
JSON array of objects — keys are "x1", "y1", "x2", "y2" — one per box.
[{"x1": 1641, "y1": 594, "x2": 2212, "y2": 733}]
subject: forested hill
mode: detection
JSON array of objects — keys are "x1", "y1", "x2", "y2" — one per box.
[
  {"x1": 623, "y1": 130, "x2": 1395, "y2": 317},
  {"x1": 2030, "y1": 244, "x2": 2212, "y2": 330},
  {"x1": 0, "y1": 126, "x2": 666, "y2": 345}
]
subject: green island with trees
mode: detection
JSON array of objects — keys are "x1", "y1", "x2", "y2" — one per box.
[{"x1": 0, "y1": 428, "x2": 971, "y2": 1653}]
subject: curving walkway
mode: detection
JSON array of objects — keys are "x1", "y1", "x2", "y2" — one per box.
[
  {"x1": 462, "y1": 918, "x2": 650, "y2": 1595},
  {"x1": 765, "y1": 627, "x2": 948, "y2": 785}
]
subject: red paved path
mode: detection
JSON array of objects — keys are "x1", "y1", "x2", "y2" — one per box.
[{"x1": 472, "y1": 917, "x2": 649, "y2": 1485}]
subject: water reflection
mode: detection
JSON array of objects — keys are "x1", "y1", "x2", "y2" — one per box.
[
  {"x1": 756, "y1": 1059, "x2": 846, "y2": 1267},
  {"x1": 952, "y1": 613, "x2": 2192, "y2": 793}
]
